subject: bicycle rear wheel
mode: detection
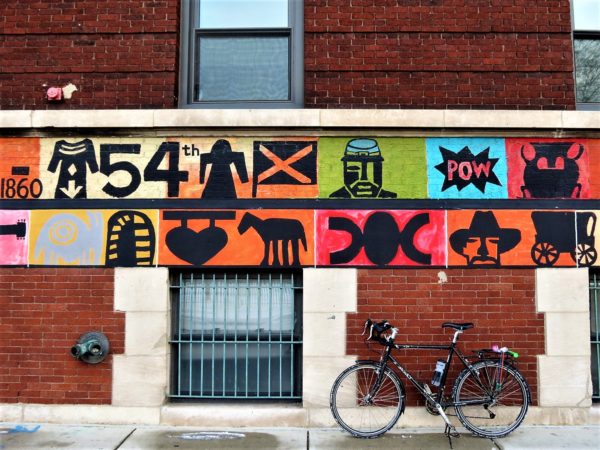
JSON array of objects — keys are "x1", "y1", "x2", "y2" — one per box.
[
  {"x1": 330, "y1": 363, "x2": 405, "y2": 438},
  {"x1": 453, "y1": 359, "x2": 530, "y2": 438}
]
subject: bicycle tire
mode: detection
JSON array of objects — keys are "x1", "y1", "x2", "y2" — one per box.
[
  {"x1": 453, "y1": 359, "x2": 530, "y2": 438},
  {"x1": 330, "y1": 362, "x2": 405, "y2": 438}
]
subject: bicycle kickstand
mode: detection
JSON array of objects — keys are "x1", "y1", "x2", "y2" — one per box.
[{"x1": 444, "y1": 423, "x2": 460, "y2": 449}]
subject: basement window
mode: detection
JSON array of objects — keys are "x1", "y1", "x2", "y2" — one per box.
[{"x1": 169, "y1": 271, "x2": 303, "y2": 400}]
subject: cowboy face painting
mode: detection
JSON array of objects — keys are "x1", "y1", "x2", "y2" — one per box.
[
  {"x1": 450, "y1": 211, "x2": 521, "y2": 267},
  {"x1": 462, "y1": 236, "x2": 501, "y2": 265}
]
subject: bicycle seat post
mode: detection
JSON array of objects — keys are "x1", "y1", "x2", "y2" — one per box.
[{"x1": 452, "y1": 330, "x2": 463, "y2": 344}]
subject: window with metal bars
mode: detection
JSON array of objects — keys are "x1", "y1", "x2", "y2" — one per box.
[{"x1": 169, "y1": 271, "x2": 302, "y2": 400}]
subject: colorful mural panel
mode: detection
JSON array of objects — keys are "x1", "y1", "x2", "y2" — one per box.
[
  {"x1": 426, "y1": 138, "x2": 507, "y2": 199},
  {"x1": 159, "y1": 209, "x2": 315, "y2": 267},
  {"x1": 0, "y1": 208, "x2": 597, "y2": 268},
  {"x1": 28, "y1": 209, "x2": 158, "y2": 266},
  {"x1": 1, "y1": 136, "x2": 599, "y2": 201},
  {"x1": 316, "y1": 210, "x2": 446, "y2": 267},
  {"x1": 506, "y1": 138, "x2": 591, "y2": 199},
  {"x1": 0, "y1": 210, "x2": 29, "y2": 265},
  {"x1": 318, "y1": 137, "x2": 427, "y2": 199},
  {"x1": 0, "y1": 138, "x2": 42, "y2": 200}
]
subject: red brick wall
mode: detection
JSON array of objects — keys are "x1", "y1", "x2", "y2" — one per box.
[
  {"x1": 0, "y1": 1, "x2": 576, "y2": 110},
  {"x1": 0, "y1": 268, "x2": 124, "y2": 404},
  {"x1": 347, "y1": 269, "x2": 543, "y2": 406},
  {"x1": 305, "y1": 0, "x2": 576, "y2": 109},
  {"x1": 0, "y1": 0, "x2": 179, "y2": 109}
]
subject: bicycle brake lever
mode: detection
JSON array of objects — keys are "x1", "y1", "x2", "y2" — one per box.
[{"x1": 362, "y1": 319, "x2": 374, "y2": 341}]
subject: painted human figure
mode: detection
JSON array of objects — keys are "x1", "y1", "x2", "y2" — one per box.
[
  {"x1": 47, "y1": 138, "x2": 98, "y2": 199},
  {"x1": 329, "y1": 138, "x2": 396, "y2": 199},
  {"x1": 449, "y1": 211, "x2": 521, "y2": 266},
  {"x1": 199, "y1": 139, "x2": 249, "y2": 198}
]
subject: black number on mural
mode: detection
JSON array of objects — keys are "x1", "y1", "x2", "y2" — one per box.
[
  {"x1": 200, "y1": 139, "x2": 249, "y2": 199},
  {"x1": 449, "y1": 211, "x2": 521, "y2": 267},
  {"x1": 328, "y1": 212, "x2": 431, "y2": 266},
  {"x1": 329, "y1": 138, "x2": 397, "y2": 199},
  {"x1": 144, "y1": 142, "x2": 189, "y2": 197},
  {"x1": 530, "y1": 211, "x2": 597, "y2": 267},
  {"x1": 163, "y1": 211, "x2": 236, "y2": 266},
  {"x1": 434, "y1": 146, "x2": 501, "y2": 193},
  {"x1": 252, "y1": 141, "x2": 317, "y2": 197},
  {"x1": 238, "y1": 212, "x2": 307, "y2": 267},
  {"x1": 0, "y1": 178, "x2": 43, "y2": 199},
  {"x1": 105, "y1": 211, "x2": 156, "y2": 267},
  {"x1": 521, "y1": 142, "x2": 584, "y2": 198},
  {"x1": 48, "y1": 139, "x2": 98, "y2": 199},
  {"x1": 99, "y1": 144, "x2": 142, "y2": 198}
]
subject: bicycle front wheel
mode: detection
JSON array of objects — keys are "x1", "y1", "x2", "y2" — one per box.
[
  {"x1": 453, "y1": 359, "x2": 530, "y2": 438},
  {"x1": 330, "y1": 363, "x2": 405, "y2": 438}
]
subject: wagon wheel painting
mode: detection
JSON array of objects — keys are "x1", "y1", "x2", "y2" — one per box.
[
  {"x1": 571, "y1": 243, "x2": 597, "y2": 267},
  {"x1": 531, "y1": 241, "x2": 560, "y2": 267}
]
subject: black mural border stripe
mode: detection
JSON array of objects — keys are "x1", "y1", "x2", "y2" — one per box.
[{"x1": 1, "y1": 198, "x2": 600, "y2": 210}]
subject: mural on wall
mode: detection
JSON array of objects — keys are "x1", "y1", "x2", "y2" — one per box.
[
  {"x1": 47, "y1": 139, "x2": 98, "y2": 199},
  {"x1": 318, "y1": 137, "x2": 428, "y2": 199},
  {"x1": 449, "y1": 211, "x2": 521, "y2": 267},
  {"x1": 0, "y1": 138, "x2": 42, "y2": 199},
  {"x1": 530, "y1": 211, "x2": 597, "y2": 267},
  {"x1": 426, "y1": 138, "x2": 507, "y2": 199},
  {"x1": 200, "y1": 139, "x2": 248, "y2": 198},
  {"x1": 162, "y1": 210, "x2": 236, "y2": 266},
  {"x1": 316, "y1": 210, "x2": 446, "y2": 267},
  {"x1": 0, "y1": 135, "x2": 598, "y2": 269},
  {"x1": 506, "y1": 139, "x2": 591, "y2": 199},
  {"x1": 1, "y1": 208, "x2": 598, "y2": 268},
  {"x1": 28, "y1": 209, "x2": 158, "y2": 266},
  {"x1": 2, "y1": 136, "x2": 600, "y2": 200},
  {"x1": 252, "y1": 140, "x2": 317, "y2": 198},
  {"x1": 105, "y1": 210, "x2": 156, "y2": 267},
  {"x1": 0, "y1": 210, "x2": 28, "y2": 265},
  {"x1": 159, "y1": 209, "x2": 315, "y2": 267}
]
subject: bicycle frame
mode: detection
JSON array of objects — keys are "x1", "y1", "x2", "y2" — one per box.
[{"x1": 370, "y1": 330, "x2": 497, "y2": 421}]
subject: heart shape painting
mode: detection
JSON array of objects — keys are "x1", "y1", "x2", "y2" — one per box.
[{"x1": 166, "y1": 225, "x2": 228, "y2": 266}]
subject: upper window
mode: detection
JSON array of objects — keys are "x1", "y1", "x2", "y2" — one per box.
[
  {"x1": 573, "y1": 0, "x2": 600, "y2": 109},
  {"x1": 179, "y1": 0, "x2": 303, "y2": 108}
]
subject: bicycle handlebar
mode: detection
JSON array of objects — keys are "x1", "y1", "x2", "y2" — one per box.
[{"x1": 363, "y1": 319, "x2": 398, "y2": 344}]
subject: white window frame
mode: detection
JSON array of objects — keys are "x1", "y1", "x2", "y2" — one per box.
[{"x1": 178, "y1": 0, "x2": 304, "y2": 109}]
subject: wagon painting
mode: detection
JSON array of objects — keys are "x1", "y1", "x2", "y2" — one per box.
[{"x1": 530, "y1": 211, "x2": 597, "y2": 267}]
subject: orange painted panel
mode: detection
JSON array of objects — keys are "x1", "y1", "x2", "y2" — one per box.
[
  {"x1": 158, "y1": 209, "x2": 314, "y2": 267},
  {"x1": 0, "y1": 138, "x2": 41, "y2": 199},
  {"x1": 448, "y1": 210, "x2": 578, "y2": 267}
]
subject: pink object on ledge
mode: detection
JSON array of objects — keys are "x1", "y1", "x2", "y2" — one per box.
[{"x1": 46, "y1": 87, "x2": 62, "y2": 100}]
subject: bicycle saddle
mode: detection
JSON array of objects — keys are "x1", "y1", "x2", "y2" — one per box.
[{"x1": 442, "y1": 322, "x2": 474, "y2": 330}]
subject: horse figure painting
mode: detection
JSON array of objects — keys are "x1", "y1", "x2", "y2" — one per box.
[{"x1": 237, "y1": 212, "x2": 307, "y2": 267}]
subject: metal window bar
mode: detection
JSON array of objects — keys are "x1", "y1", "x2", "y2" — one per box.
[
  {"x1": 169, "y1": 271, "x2": 302, "y2": 400},
  {"x1": 591, "y1": 270, "x2": 600, "y2": 401}
]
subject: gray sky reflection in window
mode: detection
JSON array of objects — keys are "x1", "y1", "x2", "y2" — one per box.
[{"x1": 198, "y1": 0, "x2": 288, "y2": 28}]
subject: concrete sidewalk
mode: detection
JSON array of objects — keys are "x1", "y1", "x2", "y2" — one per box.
[{"x1": 0, "y1": 424, "x2": 598, "y2": 449}]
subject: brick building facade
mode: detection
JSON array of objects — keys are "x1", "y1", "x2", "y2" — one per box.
[{"x1": 0, "y1": 0, "x2": 598, "y2": 429}]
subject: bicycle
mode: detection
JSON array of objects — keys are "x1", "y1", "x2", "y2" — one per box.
[{"x1": 329, "y1": 319, "x2": 531, "y2": 439}]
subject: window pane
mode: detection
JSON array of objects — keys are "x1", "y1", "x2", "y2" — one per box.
[
  {"x1": 196, "y1": 36, "x2": 290, "y2": 101},
  {"x1": 199, "y1": 0, "x2": 288, "y2": 28},
  {"x1": 575, "y1": 39, "x2": 600, "y2": 103},
  {"x1": 573, "y1": 0, "x2": 600, "y2": 31}
]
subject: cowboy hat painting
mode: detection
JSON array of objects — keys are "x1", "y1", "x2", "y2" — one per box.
[{"x1": 449, "y1": 211, "x2": 521, "y2": 266}]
